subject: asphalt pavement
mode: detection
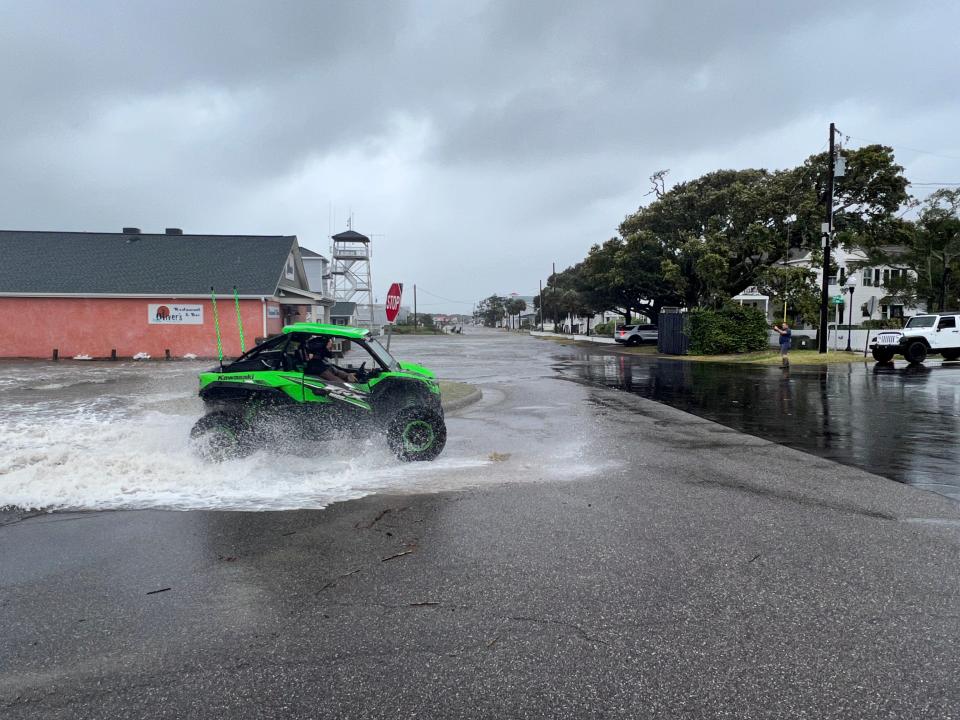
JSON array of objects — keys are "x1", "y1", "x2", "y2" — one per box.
[{"x1": 2, "y1": 329, "x2": 960, "y2": 718}]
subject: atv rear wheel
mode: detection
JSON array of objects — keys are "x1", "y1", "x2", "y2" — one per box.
[
  {"x1": 190, "y1": 412, "x2": 248, "y2": 462},
  {"x1": 387, "y1": 407, "x2": 447, "y2": 462}
]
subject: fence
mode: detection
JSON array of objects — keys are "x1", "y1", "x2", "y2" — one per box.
[{"x1": 657, "y1": 311, "x2": 689, "y2": 355}]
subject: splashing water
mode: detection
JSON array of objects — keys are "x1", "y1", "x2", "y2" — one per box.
[{"x1": 0, "y1": 337, "x2": 608, "y2": 513}]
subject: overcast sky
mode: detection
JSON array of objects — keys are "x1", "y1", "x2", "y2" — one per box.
[{"x1": 2, "y1": 1, "x2": 958, "y2": 313}]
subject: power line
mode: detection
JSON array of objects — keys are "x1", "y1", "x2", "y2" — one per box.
[
  {"x1": 413, "y1": 287, "x2": 474, "y2": 305},
  {"x1": 845, "y1": 134, "x2": 960, "y2": 163},
  {"x1": 909, "y1": 181, "x2": 960, "y2": 187}
]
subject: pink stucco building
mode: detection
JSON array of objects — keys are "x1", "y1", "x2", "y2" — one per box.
[{"x1": 0, "y1": 228, "x2": 333, "y2": 359}]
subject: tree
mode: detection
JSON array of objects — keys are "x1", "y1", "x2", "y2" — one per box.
[
  {"x1": 574, "y1": 237, "x2": 679, "y2": 324},
  {"x1": 620, "y1": 168, "x2": 798, "y2": 308},
  {"x1": 613, "y1": 145, "x2": 911, "y2": 310},
  {"x1": 755, "y1": 266, "x2": 820, "y2": 326},
  {"x1": 504, "y1": 298, "x2": 527, "y2": 330},
  {"x1": 920, "y1": 189, "x2": 960, "y2": 311},
  {"x1": 862, "y1": 189, "x2": 960, "y2": 313},
  {"x1": 476, "y1": 295, "x2": 506, "y2": 327}
]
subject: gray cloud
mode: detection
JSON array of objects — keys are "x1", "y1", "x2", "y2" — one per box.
[{"x1": 1, "y1": 0, "x2": 957, "y2": 308}]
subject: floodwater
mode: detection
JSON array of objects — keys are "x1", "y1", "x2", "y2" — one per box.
[
  {"x1": 0, "y1": 332, "x2": 612, "y2": 514},
  {"x1": 561, "y1": 349, "x2": 960, "y2": 502},
  {"x1": 2, "y1": 329, "x2": 958, "y2": 514}
]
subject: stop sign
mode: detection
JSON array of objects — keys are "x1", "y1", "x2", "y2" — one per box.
[{"x1": 385, "y1": 282, "x2": 403, "y2": 323}]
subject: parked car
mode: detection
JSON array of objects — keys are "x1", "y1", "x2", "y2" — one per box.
[
  {"x1": 614, "y1": 324, "x2": 659, "y2": 346},
  {"x1": 869, "y1": 313, "x2": 960, "y2": 363}
]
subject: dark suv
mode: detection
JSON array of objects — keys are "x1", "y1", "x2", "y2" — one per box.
[{"x1": 614, "y1": 324, "x2": 658, "y2": 346}]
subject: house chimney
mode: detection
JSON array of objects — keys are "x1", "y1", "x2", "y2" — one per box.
[
  {"x1": 165, "y1": 228, "x2": 183, "y2": 235},
  {"x1": 122, "y1": 227, "x2": 141, "y2": 234}
]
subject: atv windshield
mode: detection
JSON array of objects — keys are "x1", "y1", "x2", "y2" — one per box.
[
  {"x1": 366, "y1": 339, "x2": 400, "y2": 371},
  {"x1": 905, "y1": 316, "x2": 936, "y2": 328}
]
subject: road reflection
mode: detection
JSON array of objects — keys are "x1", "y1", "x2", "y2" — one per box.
[{"x1": 564, "y1": 352, "x2": 960, "y2": 502}]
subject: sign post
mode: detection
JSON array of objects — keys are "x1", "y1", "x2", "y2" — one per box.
[
  {"x1": 385, "y1": 282, "x2": 403, "y2": 351},
  {"x1": 863, "y1": 296, "x2": 877, "y2": 357}
]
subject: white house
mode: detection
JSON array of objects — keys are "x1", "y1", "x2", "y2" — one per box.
[
  {"x1": 736, "y1": 246, "x2": 923, "y2": 327},
  {"x1": 784, "y1": 246, "x2": 922, "y2": 325}
]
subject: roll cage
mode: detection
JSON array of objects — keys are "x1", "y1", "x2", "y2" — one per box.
[{"x1": 222, "y1": 332, "x2": 398, "y2": 375}]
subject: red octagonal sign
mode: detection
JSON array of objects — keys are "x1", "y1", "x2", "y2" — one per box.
[{"x1": 385, "y1": 282, "x2": 403, "y2": 323}]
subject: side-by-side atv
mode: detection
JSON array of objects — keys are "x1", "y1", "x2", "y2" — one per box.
[{"x1": 190, "y1": 322, "x2": 446, "y2": 462}]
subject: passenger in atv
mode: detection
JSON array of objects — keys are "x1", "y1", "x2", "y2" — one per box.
[{"x1": 304, "y1": 337, "x2": 357, "y2": 387}]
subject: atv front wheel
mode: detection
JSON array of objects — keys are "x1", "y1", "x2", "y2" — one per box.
[
  {"x1": 387, "y1": 407, "x2": 447, "y2": 462},
  {"x1": 190, "y1": 412, "x2": 248, "y2": 462}
]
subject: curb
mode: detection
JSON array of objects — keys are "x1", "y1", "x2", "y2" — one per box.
[{"x1": 441, "y1": 385, "x2": 483, "y2": 412}]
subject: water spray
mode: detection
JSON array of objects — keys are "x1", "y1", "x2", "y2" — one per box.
[
  {"x1": 210, "y1": 286, "x2": 224, "y2": 371},
  {"x1": 233, "y1": 286, "x2": 246, "y2": 353}
]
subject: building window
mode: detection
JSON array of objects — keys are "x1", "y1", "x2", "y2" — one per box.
[
  {"x1": 862, "y1": 268, "x2": 873, "y2": 287},
  {"x1": 890, "y1": 305, "x2": 904, "y2": 319}
]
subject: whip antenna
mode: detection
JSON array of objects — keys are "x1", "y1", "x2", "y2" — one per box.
[
  {"x1": 232, "y1": 286, "x2": 246, "y2": 353},
  {"x1": 210, "y1": 287, "x2": 224, "y2": 371}
]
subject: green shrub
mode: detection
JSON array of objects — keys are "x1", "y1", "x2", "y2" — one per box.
[{"x1": 687, "y1": 305, "x2": 769, "y2": 355}]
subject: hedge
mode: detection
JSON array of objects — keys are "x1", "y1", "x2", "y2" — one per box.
[{"x1": 687, "y1": 305, "x2": 769, "y2": 355}]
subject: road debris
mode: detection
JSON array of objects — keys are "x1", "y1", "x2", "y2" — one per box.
[{"x1": 382, "y1": 550, "x2": 414, "y2": 562}]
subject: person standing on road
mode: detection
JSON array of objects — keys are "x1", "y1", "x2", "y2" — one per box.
[{"x1": 773, "y1": 322, "x2": 792, "y2": 367}]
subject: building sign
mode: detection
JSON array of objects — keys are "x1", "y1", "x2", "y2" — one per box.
[
  {"x1": 148, "y1": 303, "x2": 203, "y2": 324},
  {"x1": 267, "y1": 306, "x2": 281, "y2": 318}
]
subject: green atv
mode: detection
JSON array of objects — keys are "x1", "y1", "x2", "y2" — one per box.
[{"x1": 190, "y1": 322, "x2": 446, "y2": 462}]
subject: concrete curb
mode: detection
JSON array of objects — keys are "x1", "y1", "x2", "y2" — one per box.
[
  {"x1": 441, "y1": 383, "x2": 483, "y2": 411},
  {"x1": 529, "y1": 330, "x2": 617, "y2": 344}
]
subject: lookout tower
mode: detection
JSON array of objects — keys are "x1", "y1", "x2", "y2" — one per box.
[{"x1": 330, "y1": 228, "x2": 375, "y2": 329}]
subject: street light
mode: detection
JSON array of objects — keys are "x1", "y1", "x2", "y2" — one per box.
[{"x1": 844, "y1": 275, "x2": 858, "y2": 352}]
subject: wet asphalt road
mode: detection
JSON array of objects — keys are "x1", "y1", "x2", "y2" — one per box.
[
  {"x1": 2, "y1": 329, "x2": 960, "y2": 718},
  {"x1": 570, "y1": 349, "x2": 960, "y2": 502}
]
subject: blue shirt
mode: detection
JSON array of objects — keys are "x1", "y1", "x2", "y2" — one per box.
[{"x1": 779, "y1": 328, "x2": 792, "y2": 346}]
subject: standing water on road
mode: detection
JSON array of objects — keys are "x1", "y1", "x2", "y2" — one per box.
[
  {"x1": 3, "y1": 330, "x2": 958, "y2": 514},
  {"x1": 560, "y1": 347, "x2": 960, "y2": 502},
  {"x1": 0, "y1": 332, "x2": 610, "y2": 513}
]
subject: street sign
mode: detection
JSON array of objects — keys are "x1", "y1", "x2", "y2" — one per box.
[
  {"x1": 385, "y1": 282, "x2": 403, "y2": 323},
  {"x1": 832, "y1": 295, "x2": 844, "y2": 304}
]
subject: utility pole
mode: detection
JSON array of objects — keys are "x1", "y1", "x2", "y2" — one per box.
[
  {"x1": 818, "y1": 122, "x2": 836, "y2": 354},
  {"x1": 550, "y1": 262, "x2": 556, "y2": 332},
  {"x1": 413, "y1": 284, "x2": 417, "y2": 334},
  {"x1": 539, "y1": 279, "x2": 543, "y2": 331}
]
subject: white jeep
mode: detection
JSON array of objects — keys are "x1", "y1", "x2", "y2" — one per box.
[{"x1": 869, "y1": 313, "x2": 960, "y2": 363}]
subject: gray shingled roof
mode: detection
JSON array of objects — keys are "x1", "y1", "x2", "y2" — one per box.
[
  {"x1": 331, "y1": 230, "x2": 370, "y2": 243},
  {"x1": 0, "y1": 230, "x2": 299, "y2": 295},
  {"x1": 331, "y1": 301, "x2": 357, "y2": 317}
]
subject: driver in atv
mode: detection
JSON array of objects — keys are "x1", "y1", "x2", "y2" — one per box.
[{"x1": 304, "y1": 336, "x2": 358, "y2": 387}]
